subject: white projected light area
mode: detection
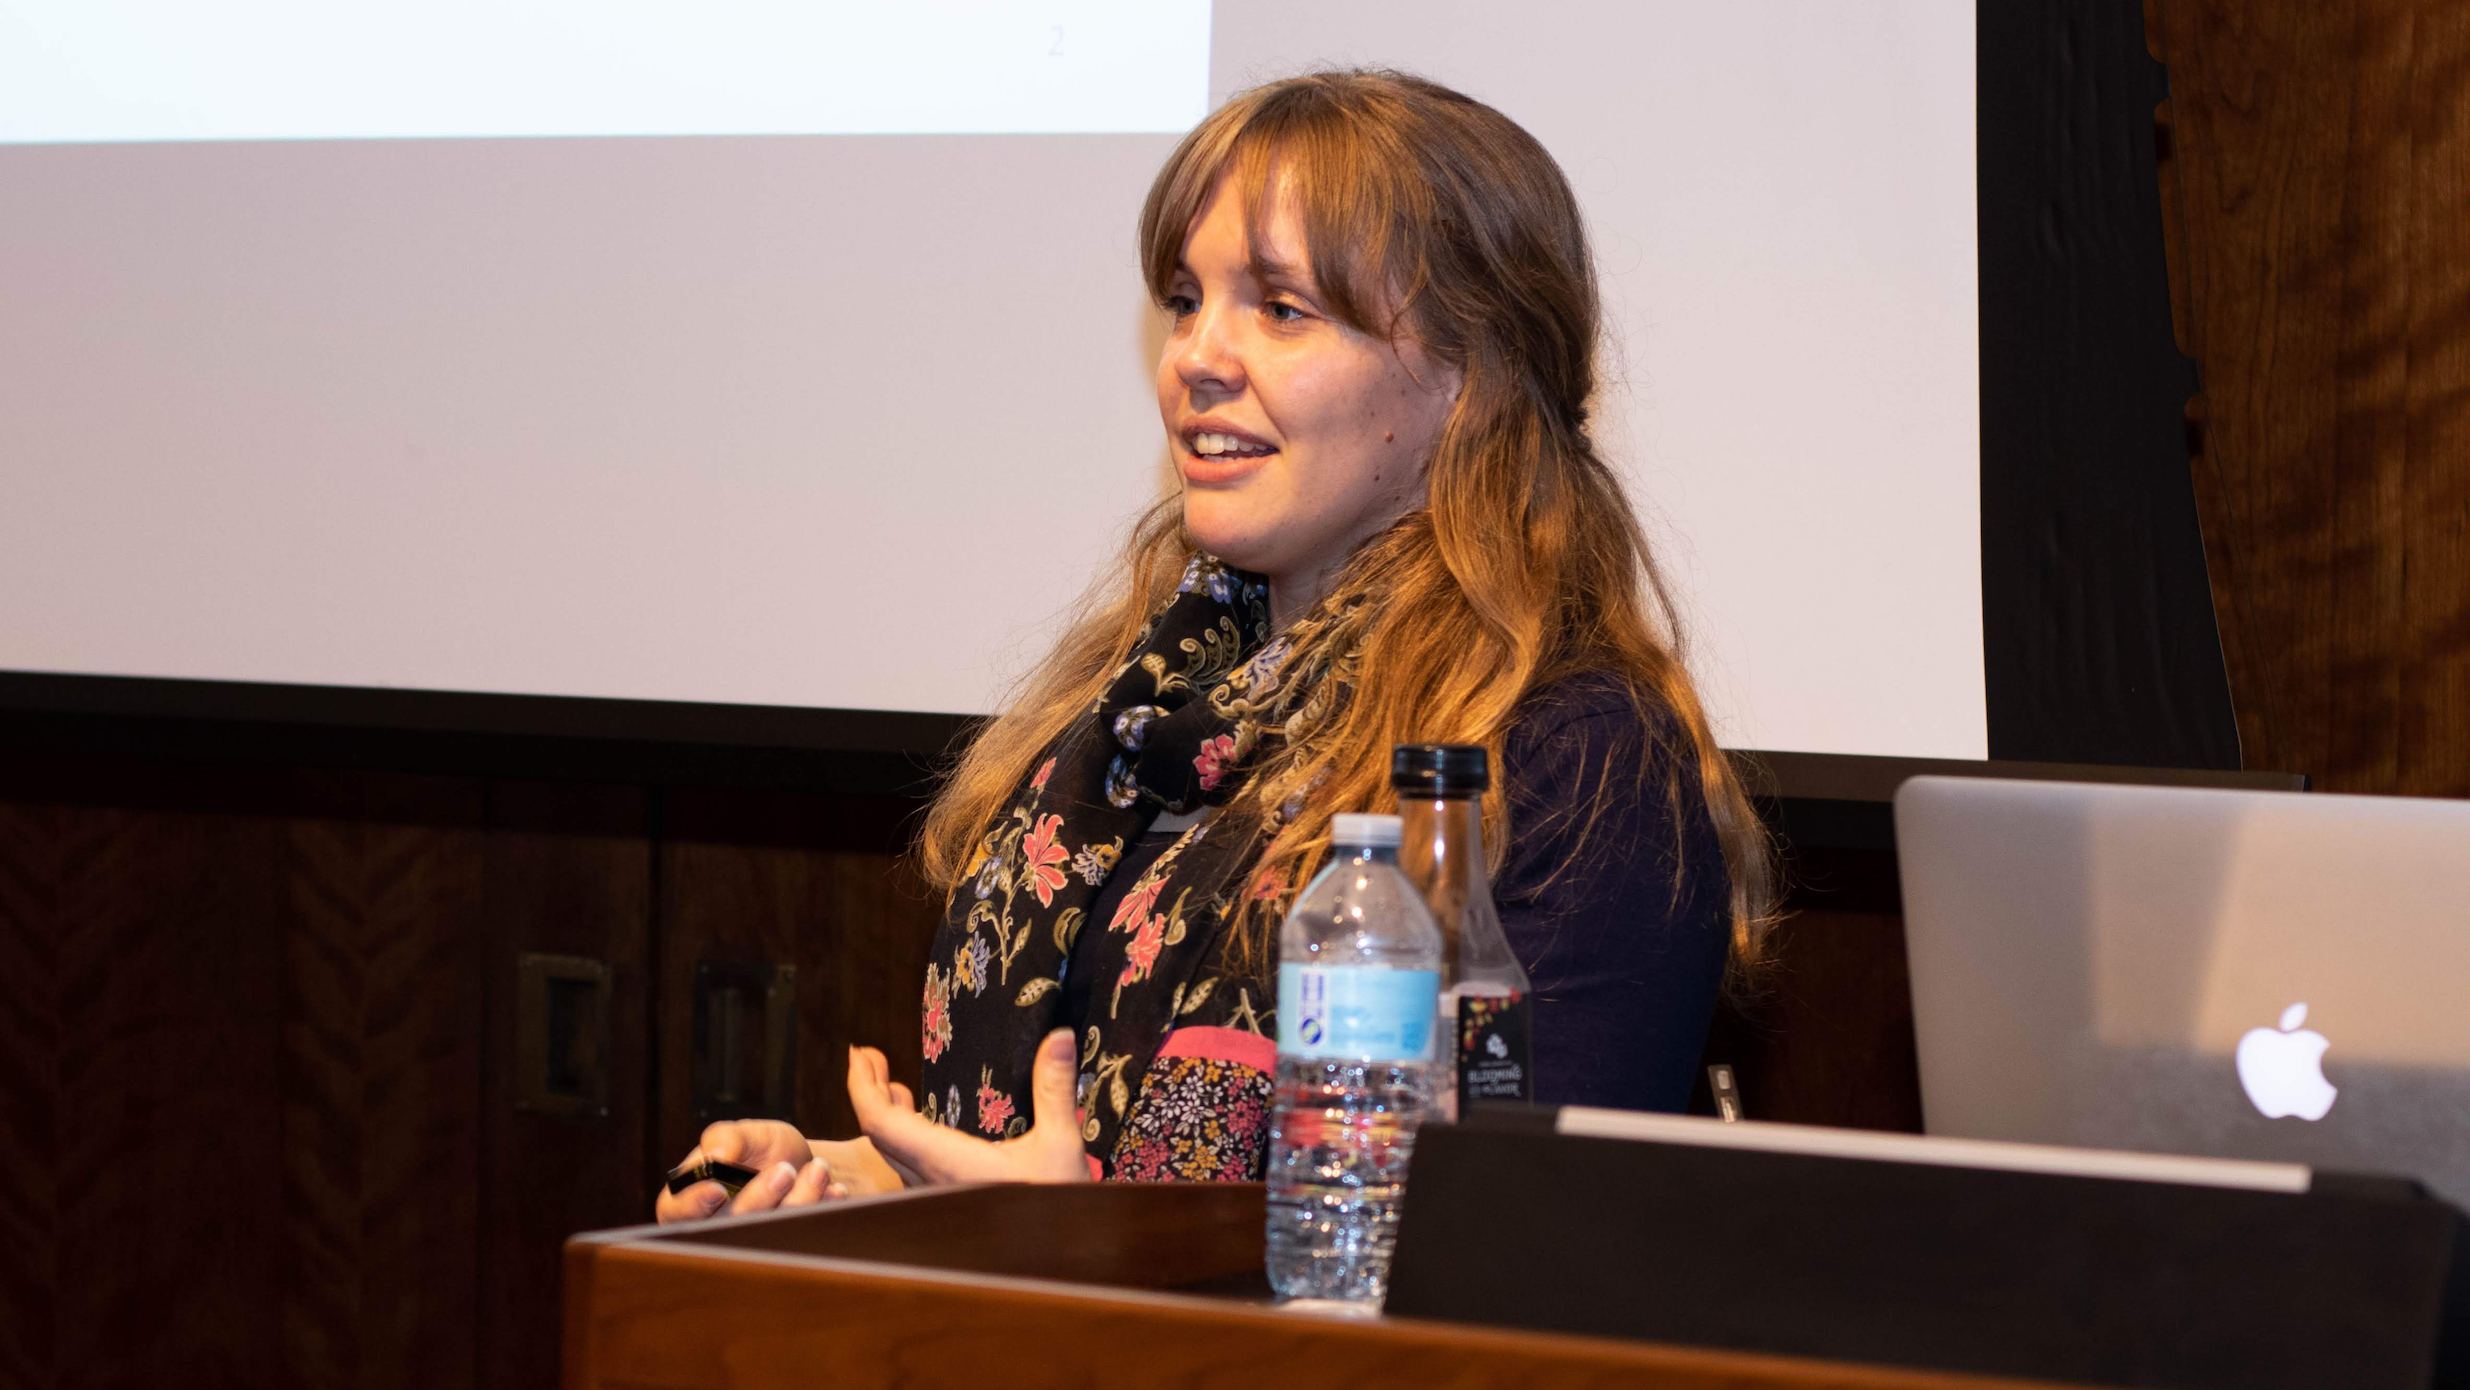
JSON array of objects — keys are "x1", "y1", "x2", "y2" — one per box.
[
  {"x1": 1215, "y1": 3, "x2": 1983, "y2": 757},
  {"x1": 0, "y1": 1, "x2": 1211, "y2": 140},
  {"x1": 0, "y1": 1, "x2": 1983, "y2": 758}
]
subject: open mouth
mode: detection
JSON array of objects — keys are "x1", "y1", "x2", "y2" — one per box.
[{"x1": 1182, "y1": 428, "x2": 1277, "y2": 461}]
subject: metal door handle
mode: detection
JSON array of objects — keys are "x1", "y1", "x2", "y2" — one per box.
[
  {"x1": 516, "y1": 952, "x2": 611, "y2": 1118},
  {"x1": 693, "y1": 961, "x2": 798, "y2": 1124}
]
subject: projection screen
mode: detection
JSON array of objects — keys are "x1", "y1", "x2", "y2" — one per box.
[{"x1": 0, "y1": 0, "x2": 1982, "y2": 758}]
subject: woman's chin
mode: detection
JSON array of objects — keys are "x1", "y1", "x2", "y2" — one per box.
[{"x1": 1177, "y1": 517, "x2": 1285, "y2": 578}]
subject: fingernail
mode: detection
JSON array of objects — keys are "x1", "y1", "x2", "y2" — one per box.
[
  {"x1": 826, "y1": 1183, "x2": 849, "y2": 1200},
  {"x1": 772, "y1": 1161, "x2": 797, "y2": 1190}
]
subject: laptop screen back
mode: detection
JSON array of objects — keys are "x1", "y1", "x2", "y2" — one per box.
[{"x1": 1895, "y1": 776, "x2": 2470, "y2": 1208}]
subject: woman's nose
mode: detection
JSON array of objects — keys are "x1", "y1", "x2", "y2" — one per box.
[{"x1": 1171, "y1": 306, "x2": 1245, "y2": 398}]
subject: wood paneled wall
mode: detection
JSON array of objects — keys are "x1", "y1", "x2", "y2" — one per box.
[
  {"x1": 2152, "y1": 0, "x2": 2470, "y2": 794},
  {"x1": 1706, "y1": 845, "x2": 1923, "y2": 1135},
  {"x1": 477, "y1": 783, "x2": 651, "y2": 1390},
  {"x1": 0, "y1": 758, "x2": 498, "y2": 1389},
  {"x1": 652, "y1": 788, "x2": 937, "y2": 1166},
  {"x1": 0, "y1": 754, "x2": 937, "y2": 1390}
]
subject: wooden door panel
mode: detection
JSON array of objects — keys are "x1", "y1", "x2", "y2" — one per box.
[
  {"x1": 277, "y1": 771, "x2": 488, "y2": 1390},
  {"x1": 653, "y1": 790, "x2": 937, "y2": 1173},
  {"x1": 477, "y1": 781, "x2": 654, "y2": 1390}
]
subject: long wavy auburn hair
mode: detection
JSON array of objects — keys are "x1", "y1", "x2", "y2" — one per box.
[{"x1": 918, "y1": 70, "x2": 1776, "y2": 981}]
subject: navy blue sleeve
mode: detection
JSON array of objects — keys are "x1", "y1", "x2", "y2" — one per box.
[{"x1": 1494, "y1": 677, "x2": 1731, "y2": 1114}]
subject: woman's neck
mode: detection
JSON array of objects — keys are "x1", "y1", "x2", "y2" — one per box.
[
  {"x1": 1260, "y1": 492, "x2": 1429, "y2": 630},
  {"x1": 1265, "y1": 540, "x2": 1368, "y2": 630},
  {"x1": 1267, "y1": 582, "x2": 1308, "y2": 633},
  {"x1": 1267, "y1": 569, "x2": 1332, "y2": 632}
]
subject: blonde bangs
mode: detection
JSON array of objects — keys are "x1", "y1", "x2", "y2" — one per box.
[{"x1": 1141, "y1": 82, "x2": 1434, "y2": 350}]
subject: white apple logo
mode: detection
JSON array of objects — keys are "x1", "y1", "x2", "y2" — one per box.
[{"x1": 2235, "y1": 1002, "x2": 2339, "y2": 1121}]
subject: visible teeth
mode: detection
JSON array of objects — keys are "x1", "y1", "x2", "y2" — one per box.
[{"x1": 1193, "y1": 432, "x2": 1258, "y2": 456}]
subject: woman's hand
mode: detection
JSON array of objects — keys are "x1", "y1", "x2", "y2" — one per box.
[
  {"x1": 655, "y1": 1030, "x2": 1088, "y2": 1222},
  {"x1": 848, "y1": 1029, "x2": 1095, "y2": 1185},
  {"x1": 653, "y1": 1121, "x2": 909, "y2": 1223}
]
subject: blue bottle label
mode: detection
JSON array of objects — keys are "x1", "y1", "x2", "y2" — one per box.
[{"x1": 1276, "y1": 964, "x2": 1440, "y2": 1061}]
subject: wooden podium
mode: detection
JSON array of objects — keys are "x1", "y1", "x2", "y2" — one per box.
[{"x1": 564, "y1": 1183, "x2": 2085, "y2": 1390}]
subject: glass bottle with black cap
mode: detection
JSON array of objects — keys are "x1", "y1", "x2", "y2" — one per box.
[{"x1": 1392, "y1": 744, "x2": 1534, "y2": 1118}]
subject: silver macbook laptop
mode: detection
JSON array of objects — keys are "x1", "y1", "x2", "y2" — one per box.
[{"x1": 1896, "y1": 775, "x2": 2470, "y2": 1209}]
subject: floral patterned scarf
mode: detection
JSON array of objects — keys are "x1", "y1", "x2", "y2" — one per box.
[{"x1": 922, "y1": 554, "x2": 1340, "y2": 1178}]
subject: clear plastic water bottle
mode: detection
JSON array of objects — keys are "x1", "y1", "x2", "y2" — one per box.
[{"x1": 1265, "y1": 812, "x2": 1443, "y2": 1307}]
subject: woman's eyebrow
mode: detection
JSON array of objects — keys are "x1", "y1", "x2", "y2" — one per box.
[{"x1": 1249, "y1": 253, "x2": 1316, "y2": 294}]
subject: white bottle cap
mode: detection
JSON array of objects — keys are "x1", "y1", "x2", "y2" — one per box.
[{"x1": 1331, "y1": 812, "x2": 1403, "y2": 848}]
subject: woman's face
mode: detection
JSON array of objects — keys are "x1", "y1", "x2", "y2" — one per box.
[{"x1": 1157, "y1": 171, "x2": 1460, "y2": 617}]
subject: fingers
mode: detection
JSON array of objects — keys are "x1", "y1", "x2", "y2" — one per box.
[
  {"x1": 779, "y1": 1157, "x2": 838, "y2": 1208},
  {"x1": 835, "y1": 1039, "x2": 1093, "y2": 1188},
  {"x1": 845, "y1": 1046, "x2": 891, "y2": 1124},
  {"x1": 1023, "y1": 1029, "x2": 1095, "y2": 1183},
  {"x1": 658, "y1": 1156, "x2": 845, "y2": 1223},
  {"x1": 728, "y1": 1160, "x2": 802, "y2": 1216},
  {"x1": 849, "y1": 1052, "x2": 997, "y2": 1185},
  {"x1": 658, "y1": 1123, "x2": 761, "y2": 1223},
  {"x1": 842, "y1": 1043, "x2": 1079, "y2": 1188},
  {"x1": 655, "y1": 1179, "x2": 731, "y2": 1225},
  {"x1": 698, "y1": 1119, "x2": 810, "y2": 1171},
  {"x1": 1028, "y1": 1029, "x2": 1077, "y2": 1136},
  {"x1": 697, "y1": 1121, "x2": 745, "y2": 1165}
]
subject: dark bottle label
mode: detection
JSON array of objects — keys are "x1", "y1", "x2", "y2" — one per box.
[{"x1": 1456, "y1": 991, "x2": 1533, "y2": 1111}]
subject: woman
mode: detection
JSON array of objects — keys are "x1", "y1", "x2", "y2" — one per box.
[{"x1": 658, "y1": 69, "x2": 1772, "y2": 1220}]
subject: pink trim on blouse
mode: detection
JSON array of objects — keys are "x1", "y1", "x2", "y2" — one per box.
[{"x1": 1153, "y1": 1025, "x2": 1276, "y2": 1071}]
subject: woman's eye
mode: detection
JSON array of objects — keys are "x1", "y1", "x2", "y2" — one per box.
[
  {"x1": 1164, "y1": 293, "x2": 1198, "y2": 317},
  {"x1": 1265, "y1": 300, "x2": 1306, "y2": 323}
]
